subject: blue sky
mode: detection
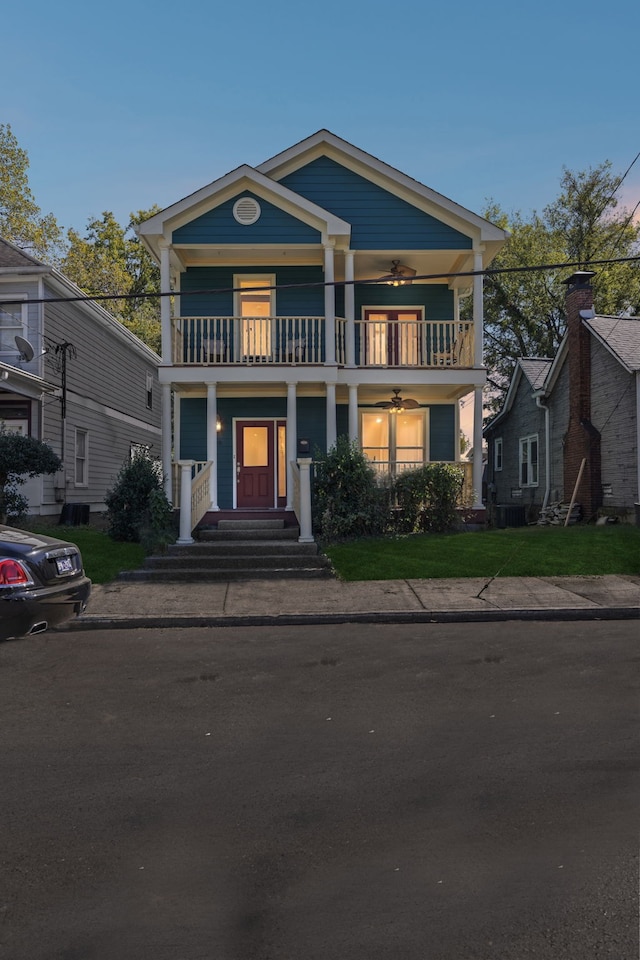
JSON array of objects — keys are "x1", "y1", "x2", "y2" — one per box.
[{"x1": 3, "y1": 0, "x2": 639, "y2": 236}]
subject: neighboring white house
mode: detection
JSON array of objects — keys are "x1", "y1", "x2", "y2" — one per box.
[{"x1": 0, "y1": 237, "x2": 162, "y2": 517}]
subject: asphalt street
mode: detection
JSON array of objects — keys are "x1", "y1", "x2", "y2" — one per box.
[{"x1": 0, "y1": 621, "x2": 637, "y2": 960}]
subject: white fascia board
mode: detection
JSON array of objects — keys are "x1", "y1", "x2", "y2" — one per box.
[
  {"x1": 45, "y1": 272, "x2": 161, "y2": 364},
  {"x1": 0, "y1": 360, "x2": 58, "y2": 396},
  {"x1": 137, "y1": 165, "x2": 351, "y2": 246},
  {"x1": 543, "y1": 336, "x2": 568, "y2": 395},
  {"x1": 257, "y1": 130, "x2": 510, "y2": 253}
]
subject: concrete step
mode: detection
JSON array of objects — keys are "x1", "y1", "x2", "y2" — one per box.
[
  {"x1": 216, "y1": 518, "x2": 285, "y2": 531},
  {"x1": 198, "y1": 527, "x2": 300, "y2": 542},
  {"x1": 167, "y1": 541, "x2": 320, "y2": 558}
]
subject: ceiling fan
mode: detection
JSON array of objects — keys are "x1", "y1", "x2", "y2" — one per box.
[
  {"x1": 375, "y1": 389, "x2": 420, "y2": 413},
  {"x1": 377, "y1": 260, "x2": 417, "y2": 286}
]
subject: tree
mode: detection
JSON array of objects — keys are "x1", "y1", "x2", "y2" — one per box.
[
  {"x1": 0, "y1": 123, "x2": 64, "y2": 262},
  {"x1": 481, "y1": 162, "x2": 640, "y2": 411},
  {"x1": 0, "y1": 425, "x2": 62, "y2": 522},
  {"x1": 62, "y1": 208, "x2": 162, "y2": 352}
]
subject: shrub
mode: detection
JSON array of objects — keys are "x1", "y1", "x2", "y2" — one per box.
[
  {"x1": 393, "y1": 463, "x2": 464, "y2": 533},
  {"x1": 312, "y1": 436, "x2": 391, "y2": 541},
  {"x1": 0, "y1": 425, "x2": 61, "y2": 523},
  {"x1": 105, "y1": 453, "x2": 175, "y2": 549}
]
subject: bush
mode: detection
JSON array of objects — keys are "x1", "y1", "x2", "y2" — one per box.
[
  {"x1": 393, "y1": 463, "x2": 464, "y2": 533},
  {"x1": 0, "y1": 424, "x2": 61, "y2": 523},
  {"x1": 312, "y1": 436, "x2": 391, "y2": 541},
  {"x1": 105, "y1": 454, "x2": 175, "y2": 550}
]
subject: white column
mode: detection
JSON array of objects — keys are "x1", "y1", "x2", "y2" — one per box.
[
  {"x1": 286, "y1": 382, "x2": 297, "y2": 510},
  {"x1": 473, "y1": 249, "x2": 484, "y2": 368},
  {"x1": 177, "y1": 460, "x2": 195, "y2": 544},
  {"x1": 297, "y1": 458, "x2": 314, "y2": 543},
  {"x1": 348, "y1": 383, "x2": 359, "y2": 441},
  {"x1": 344, "y1": 249, "x2": 356, "y2": 367},
  {"x1": 324, "y1": 241, "x2": 336, "y2": 365},
  {"x1": 472, "y1": 386, "x2": 484, "y2": 509},
  {"x1": 326, "y1": 382, "x2": 337, "y2": 450},
  {"x1": 159, "y1": 240, "x2": 172, "y2": 364},
  {"x1": 161, "y1": 382, "x2": 173, "y2": 503},
  {"x1": 206, "y1": 384, "x2": 220, "y2": 511}
]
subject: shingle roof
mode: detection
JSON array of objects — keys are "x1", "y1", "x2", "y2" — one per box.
[
  {"x1": 519, "y1": 357, "x2": 552, "y2": 390},
  {"x1": 585, "y1": 315, "x2": 640, "y2": 372},
  {"x1": 0, "y1": 237, "x2": 46, "y2": 268}
]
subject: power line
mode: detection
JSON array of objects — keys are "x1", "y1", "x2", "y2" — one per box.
[{"x1": 2, "y1": 255, "x2": 639, "y2": 308}]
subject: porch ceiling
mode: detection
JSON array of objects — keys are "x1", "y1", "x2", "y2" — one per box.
[
  {"x1": 168, "y1": 380, "x2": 475, "y2": 403},
  {"x1": 173, "y1": 246, "x2": 475, "y2": 289}
]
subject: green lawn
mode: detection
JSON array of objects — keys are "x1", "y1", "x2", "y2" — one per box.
[
  {"x1": 324, "y1": 525, "x2": 640, "y2": 580},
  {"x1": 25, "y1": 522, "x2": 146, "y2": 585},
  {"x1": 16, "y1": 520, "x2": 640, "y2": 584}
]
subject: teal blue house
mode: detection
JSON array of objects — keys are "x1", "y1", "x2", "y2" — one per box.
[{"x1": 137, "y1": 131, "x2": 508, "y2": 531}]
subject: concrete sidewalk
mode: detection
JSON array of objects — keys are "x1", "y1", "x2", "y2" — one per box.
[{"x1": 67, "y1": 573, "x2": 640, "y2": 630}]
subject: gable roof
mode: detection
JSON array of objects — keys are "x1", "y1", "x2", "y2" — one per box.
[
  {"x1": 519, "y1": 358, "x2": 552, "y2": 390},
  {"x1": 257, "y1": 129, "x2": 508, "y2": 250},
  {"x1": 137, "y1": 130, "x2": 510, "y2": 272},
  {"x1": 584, "y1": 315, "x2": 640, "y2": 372},
  {"x1": 484, "y1": 357, "x2": 553, "y2": 434},
  {"x1": 0, "y1": 237, "x2": 50, "y2": 274}
]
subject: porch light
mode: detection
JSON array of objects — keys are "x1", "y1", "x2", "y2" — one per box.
[{"x1": 216, "y1": 415, "x2": 223, "y2": 433}]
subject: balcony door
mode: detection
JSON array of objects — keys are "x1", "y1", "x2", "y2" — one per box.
[
  {"x1": 235, "y1": 276, "x2": 274, "y2": 361},
  {"x1": 363, "y1": 310, "x2": 422, "y2": 366}
]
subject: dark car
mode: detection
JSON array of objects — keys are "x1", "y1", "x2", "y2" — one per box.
[{"x1": 0, "y1": 525, "x2": 91, "y2": 640}]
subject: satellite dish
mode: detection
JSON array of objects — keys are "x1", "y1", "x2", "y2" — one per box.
[{"x1": 15, "y1": 336, "x2": 35, "y2": 362}]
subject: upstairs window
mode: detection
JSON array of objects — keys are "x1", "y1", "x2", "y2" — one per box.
[{"x1": 0, "y1": 298, "x2": 27, "y2": 357}]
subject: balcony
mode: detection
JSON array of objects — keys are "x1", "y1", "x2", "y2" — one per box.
[{"x1": 172, "y1": 317, "x2": 474, "y2": 368}]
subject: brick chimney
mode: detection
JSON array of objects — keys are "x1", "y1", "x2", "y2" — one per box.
[{"x1": 562, "y1": 271, "x2": 602, "y2": 518}]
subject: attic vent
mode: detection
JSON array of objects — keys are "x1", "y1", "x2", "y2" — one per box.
[{"x1": 233, "y1": 197, "x2": 261, "y2": 225}]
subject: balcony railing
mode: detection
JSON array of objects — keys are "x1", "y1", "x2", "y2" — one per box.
[{"x1": 172, "y1": 317, "x2": 474, "y2": 368}]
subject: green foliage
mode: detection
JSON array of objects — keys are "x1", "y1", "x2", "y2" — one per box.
[
  {"x1": 0, "y1": 123, "x2": 64, "y2": 262},
  {"x1": 312, "y1": 436, "x2": 391, "y2": 540},
  {"x1": 393, "y1": 463, "x2": 464, "y2": 533},
  {"x1": 0, "y1": 425, "x2": 62, "y2": 522},
  {"x1": 105, "y1": 454, "x2": 174, "y2": 550},
  {"x1": 480, "y1": 162, "x2": 640, "y2": 411},
  {"x1": 61, "y1": 208, "x2": 162, "y2": 352}
]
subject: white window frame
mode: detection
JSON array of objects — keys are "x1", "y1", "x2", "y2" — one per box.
[
  {"x1": 361, "y1": 409, "x2": 427, "y2": 475},
  {"x1": 0, "y1": 295, "x2": 27, "y2": 358},
  {"x1": 494, "y1": 437, "x2": 503, "y2": 471},
  {"x1": 519, "y1": 434, "x2": 538, "y2": 487},
  {"x1": 74, "y1": 428, "x2": 89, "y2": 487},
  {"x1": 233, "y1": 274, "x2": 276, "y2": 360}
]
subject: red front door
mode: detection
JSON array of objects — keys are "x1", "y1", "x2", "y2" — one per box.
[{"x1": 236, "y1": 420, "x2": 275, "y2": 508}]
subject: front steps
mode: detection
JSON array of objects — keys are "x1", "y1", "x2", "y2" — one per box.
[{"x1": 119, "y1": 518, "x2": 333, "y2": 582}]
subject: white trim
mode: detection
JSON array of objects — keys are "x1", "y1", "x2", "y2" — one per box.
[
  {"x1": 74, "y1": 426, "x2": 89, "y2": 487},
  {"x1": 233, "y1": 415, "x2": 284, "y2": 510},
  {"x1": 494, "y1": 436, "x2": 503, "y2": 471},
  {"x1": 519, "y1": 433, "x2": 539, "y2": 487},
  {"x1": 137, "y1": 165, "x2": 351, "y2": 248},
  {"x1": 257, "y1": 129, "x2": 509, "y2": 246}
]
